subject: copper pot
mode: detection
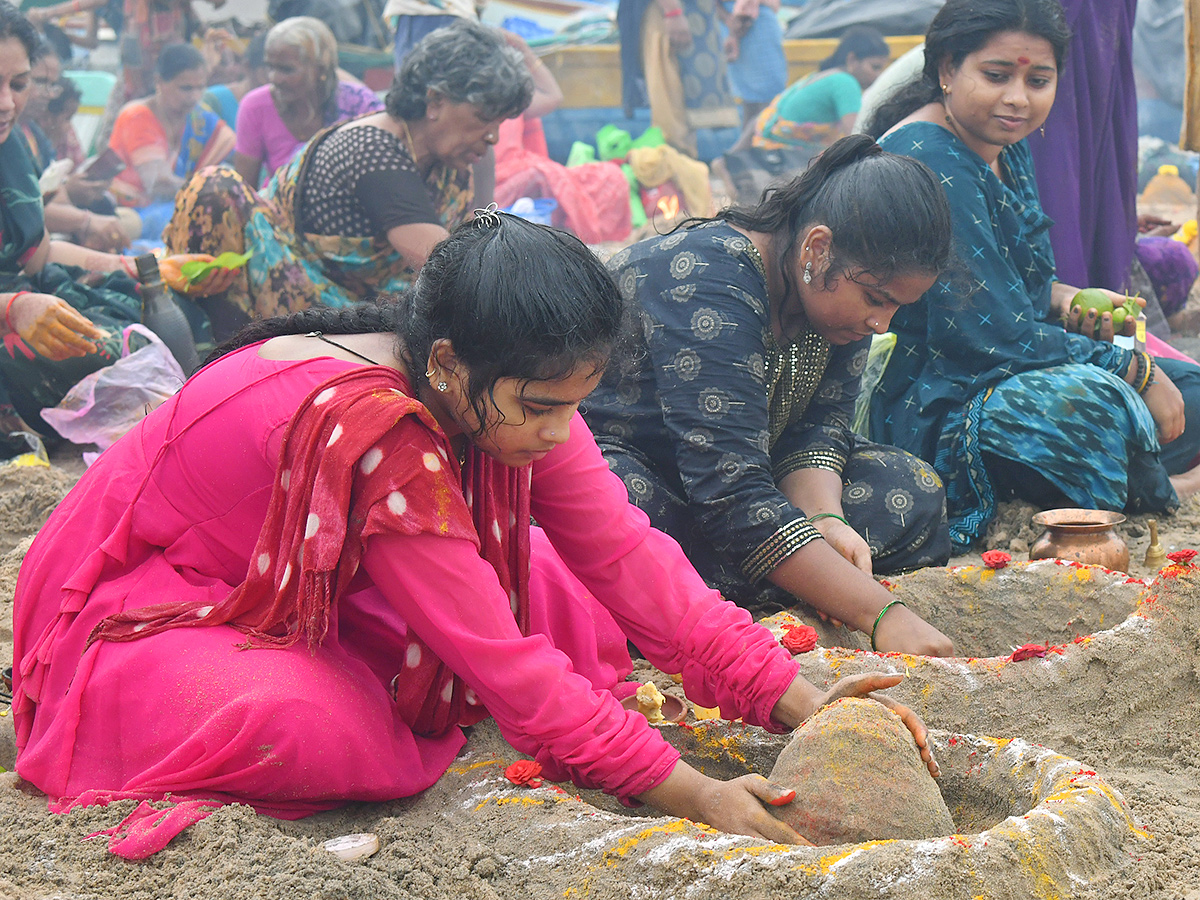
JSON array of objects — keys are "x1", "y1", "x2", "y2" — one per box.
[{"x1": 1028, "y1": 508, "x2": 1129, "y2": 572}]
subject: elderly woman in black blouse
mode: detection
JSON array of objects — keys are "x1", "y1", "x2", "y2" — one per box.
[
  {"x1": 583, "y1": 135, "x2": 956, "y2": 657},
  {"x1": 164, "y1": 20, "x2": 532, "y2": 341}
]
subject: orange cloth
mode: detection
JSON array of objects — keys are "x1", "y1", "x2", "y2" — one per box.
[{"x1": 109, "y1": 102, "x2": 235, "y2": 206}]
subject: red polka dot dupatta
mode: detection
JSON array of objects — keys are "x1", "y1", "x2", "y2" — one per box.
[{"x1": 89, "y1": 366, "x2": 532, "y2": 735}]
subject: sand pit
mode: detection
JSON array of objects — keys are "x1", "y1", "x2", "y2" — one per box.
[{"x1": 0, "y1": 460, "x2": 1199, "y2": 898}]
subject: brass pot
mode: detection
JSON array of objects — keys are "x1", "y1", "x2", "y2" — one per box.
[{"x1": 1028, "y1": 508, "x2": 1129, "y2": 572}]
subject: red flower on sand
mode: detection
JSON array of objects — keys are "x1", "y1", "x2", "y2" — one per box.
[
  {"x1": 780, "y1": 624, "x2": 818, "y2": 654},
  {"x1": 1010, "y1": 643, "x2": 1048, "y2": 662},
  {"x1": 504, "y1": 760, "x2": 543, "y2": 788},
  {"x1": 1167, "y1": 549, "x2": 1197, "y2": 567},
  {"x1": 981, "y1": 550, "x2": 1011, "y2": 569}
]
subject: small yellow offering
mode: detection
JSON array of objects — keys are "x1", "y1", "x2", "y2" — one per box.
[{"x1": 635, "y1": 682, "x2": 666, "y2": 724}]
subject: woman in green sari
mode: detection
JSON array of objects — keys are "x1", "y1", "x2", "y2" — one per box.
[{"x1": 165, "y1": 21, "x2": 533, "y2": 342}]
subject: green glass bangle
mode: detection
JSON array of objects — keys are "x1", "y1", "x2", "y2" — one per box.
[
  {"x1": 808, "y1": 512, "x2": 849, "y2": 527},
  {"x1": 869, "y1": 599, "x2": 907, "y2": 652}
]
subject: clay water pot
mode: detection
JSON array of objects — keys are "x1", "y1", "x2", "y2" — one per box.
[{"x1": 1029, "y1": 508, "x2": 1129, "y2": 572}]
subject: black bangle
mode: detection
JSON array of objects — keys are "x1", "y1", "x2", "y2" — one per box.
[
  {"x1": 1139, "y1": 355, "x2": 1157, "y2": 395},
  {"x1": 1131, "y1": 351, "x2": 1147, "y2": 393}
]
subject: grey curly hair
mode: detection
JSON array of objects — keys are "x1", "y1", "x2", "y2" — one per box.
[
  {"x1": 266, "y1": 16, "x2": 339, "y2": 109},
  {"x1": 385, "y1": 20, "x2": 533, "y2": 122}
]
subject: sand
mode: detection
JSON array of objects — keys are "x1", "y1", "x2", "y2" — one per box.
[{"x1": 1, "y1": 456, "x2": 1199, "y2": 898}]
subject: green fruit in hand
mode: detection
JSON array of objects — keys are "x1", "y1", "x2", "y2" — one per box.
[
  {"x1": 1069, "y1": 289, "x2": 1142, "y2": 338},
  {"x1": 1072, "y1": 287, "x2": 1113, "y2": 318}
]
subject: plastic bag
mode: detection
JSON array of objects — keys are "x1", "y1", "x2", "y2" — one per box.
[
  {"x1": 41, "y1": 324, "x2": 186, "y2": 449},
  {"x1": 852, "y1": 332, "x2": 896, "y2": 438}
]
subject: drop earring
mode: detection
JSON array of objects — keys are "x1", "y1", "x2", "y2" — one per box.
[
  {"x1": 803, "y1": 261, "x2": 813, "y2": 285},
  {"x1": 1040, "y1": 125, "x2": 1046, "y2": 137}
]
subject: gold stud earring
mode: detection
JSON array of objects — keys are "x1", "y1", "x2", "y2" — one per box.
[{"x1": 941, "y1": 83, "x2": 950, "y2": 95}]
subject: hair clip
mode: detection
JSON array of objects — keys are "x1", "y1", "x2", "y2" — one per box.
[{"x1": 474, "y1": 202, "x2": 502, "y2": 228}]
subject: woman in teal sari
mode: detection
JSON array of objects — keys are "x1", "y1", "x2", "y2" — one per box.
[
  {"x1": 0, "y1": 3, "x2": 231, "y2": 439},
  {"x1": 164, "y1": 21, "x2": 531, "y2": 341}
]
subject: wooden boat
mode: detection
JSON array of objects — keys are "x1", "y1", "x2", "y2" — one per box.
[{"x1": 542, "y1": 33, "x2": 923, "y2": 109}]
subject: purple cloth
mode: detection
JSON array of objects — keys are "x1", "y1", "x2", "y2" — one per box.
[
  {"x1": 1134, "y1": 236, "x2": 1199, "y2": 317},
  {"x1": 1027, "y1": 0, "x2": 1139, "y2": 292}
]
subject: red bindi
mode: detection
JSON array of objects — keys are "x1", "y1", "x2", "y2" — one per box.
[{"x1": 1017, "y1": 56, "x2": 1030, "y2": 64}]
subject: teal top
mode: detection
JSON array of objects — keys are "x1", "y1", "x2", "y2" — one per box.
[{"x1": 774, "y1": 69, "x2": 862, "y2": 125}]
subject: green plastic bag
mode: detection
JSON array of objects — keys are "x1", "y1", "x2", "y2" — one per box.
[
  {"x1": 566, "y1": 141, "x2": 597, "y2": 167},
  {"x1": 596, "y1": 124, "x2": 633, "y2": 162},
  {"x1": 621, "y1": 163, "x2": 647, "y2": 229},
  {"x1": 630, "y1": 126, "x2": 666, "y2": 150},
  {"x1": 851, "y1": 332, "x2": 897, "y2": 438}
]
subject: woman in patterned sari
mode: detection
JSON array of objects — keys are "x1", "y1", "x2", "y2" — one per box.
[
  {"x1": 164, "y1": 20, "x2": 530, "y2": 342},
  {"x1": 583, "y1": 135, "x2": 955, "y2": 657}
]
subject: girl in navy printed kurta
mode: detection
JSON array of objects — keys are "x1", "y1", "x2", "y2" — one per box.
[{"x1": 585, "y1": 135, "x2": 957, "y2": 658}]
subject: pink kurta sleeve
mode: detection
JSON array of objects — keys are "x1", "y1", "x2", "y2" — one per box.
[
  {"x1": 530, "y1": 414, "x2": 801, "y2": 729},
  {"x1": 361, "y1": 414, "x2": 799, "y2": 800},
  {"x1": 361, "y1": 527, "x2": 680, "y2": 800}
]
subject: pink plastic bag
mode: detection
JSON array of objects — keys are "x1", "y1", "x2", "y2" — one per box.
[{"x1": 40, "y1": 324, "x2": 186, "y2": 449}]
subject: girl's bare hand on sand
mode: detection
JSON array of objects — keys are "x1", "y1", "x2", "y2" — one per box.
[
  {"x1": 811, "y1": 517, "x2": 873, "y2": 574},
  {"x1": 637, "y1": 763, "x2": 814, "y2": 844}
]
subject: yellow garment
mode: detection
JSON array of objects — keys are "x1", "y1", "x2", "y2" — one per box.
[
  {"x1": 629, "y1": 144, "x2": 714, "y2": 217},
  {"x1": 639, "y1": 4, "x2": 695, "y2": 157}
]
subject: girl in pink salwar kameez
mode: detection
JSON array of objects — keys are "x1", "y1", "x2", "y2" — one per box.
[{"x1": 12, "y1": 214, "x2": 936, "y2": 859}]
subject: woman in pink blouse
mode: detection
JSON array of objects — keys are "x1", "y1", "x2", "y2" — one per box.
[
  {"x1": 232, "y1": 16, "x2": 382, "y2": 187},
  {"x1": 12, "y1": 215, "x2": 935, "y2": 859}
]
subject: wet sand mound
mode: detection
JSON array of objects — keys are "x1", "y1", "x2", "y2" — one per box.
[{"x1": 766, "y1": 697, "x2": 953, "y2": 845}]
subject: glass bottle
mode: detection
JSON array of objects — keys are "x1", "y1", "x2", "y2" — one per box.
[{"x1": 134, "y1": 253, "x2": 200, "y2": 374}]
